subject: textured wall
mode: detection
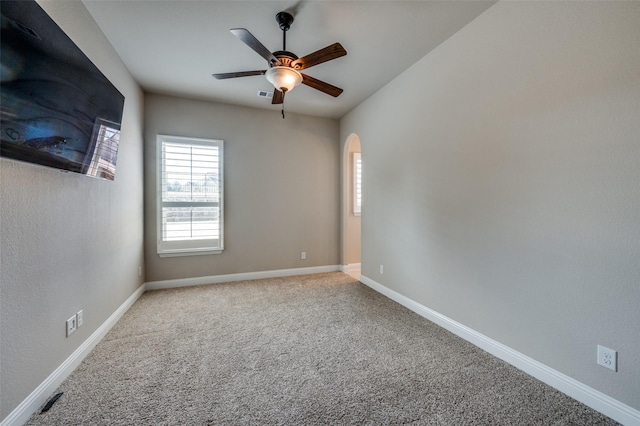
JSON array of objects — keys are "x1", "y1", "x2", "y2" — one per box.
[
  {"x1": 0, "y1": 1, "x2": 145, "y2": 420},
  {"x1": 341, "y1": 1, "x2": 640, "y2": 410},
  {"x1": 144, "y1": 94, "x2": 340, "y2": 282}
]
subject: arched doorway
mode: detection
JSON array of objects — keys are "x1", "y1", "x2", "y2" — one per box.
[{"x1": 342, "y1": 133, "x2": 361, "y2": 279}]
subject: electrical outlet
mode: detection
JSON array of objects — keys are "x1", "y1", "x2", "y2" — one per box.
[
  {"x1": 301, "y1": 251, "x2": 307, "y2": 260},
  {"x1": 379, "y1": 264, "x2": 384, "y2": 274},
  {"x1": 76, "y1": 310, "x2": 84, "y2": 328},
  {"x1": 597, "y1": 345, "x2": 617, "y2": 372},
  {"x1": 66, "y1": 315, "x2": 77, "y2": 337}
]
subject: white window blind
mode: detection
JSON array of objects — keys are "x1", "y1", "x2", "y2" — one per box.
[
  {"x1": 86, "y1": 119, "x2": 120, "y2": 181},
  {"x1": 157, "y1": 135, "x2": 223, "y2": 257},
  {"x1": 353, "y1": 152, "x2": 362, "y2": 216}
]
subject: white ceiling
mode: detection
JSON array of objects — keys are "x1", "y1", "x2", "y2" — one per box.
[{"x1": 82, "y1": 1, "x2": 495, "y2": 119}]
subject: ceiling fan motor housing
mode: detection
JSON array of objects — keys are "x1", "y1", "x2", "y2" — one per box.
[{"x1": 272, "y1": 51, "x2": 299, "y2": 68}]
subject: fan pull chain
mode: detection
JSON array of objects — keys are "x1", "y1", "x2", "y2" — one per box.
[{"x1": 281, "y1": 89, "x2": 286, "y2": 119}]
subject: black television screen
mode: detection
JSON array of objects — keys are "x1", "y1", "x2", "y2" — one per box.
[{"x1": 0, "y1": 0, "x2": 125, "y2": 181}]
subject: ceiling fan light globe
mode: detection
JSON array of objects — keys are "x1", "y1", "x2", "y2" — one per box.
[{"x1": 265, "y1": 66, "x2": 302, "y2": 92}]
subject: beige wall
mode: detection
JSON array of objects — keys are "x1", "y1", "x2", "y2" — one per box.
[
  {"x1": 0, "y1": 1, "x2": 145, "y2": 420},
  {"x1": 341, "y1": 1, "x2": 640, "y2": 411},
  {"x1": 144, "y1": 94, "x2": 340, "y2": 282}
]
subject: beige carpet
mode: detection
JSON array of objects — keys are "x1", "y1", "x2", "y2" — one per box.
[{"x1": 28, "y1": 272, "x2": 617, "y2": 425}]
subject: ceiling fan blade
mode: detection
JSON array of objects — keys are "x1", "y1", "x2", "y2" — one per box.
[
  {"x1": 301, "y1": 74, "x2": 343, "y2": 97},
  {"x1": 212, "y1": 70, "x2": 266, "y2": 80},
  {"x1": 230, "y1": 28, "x2": 281, "y2": 66},
  {"x1": 272, "y1": 89, "x2": 284, "y2": 104},
  {"x1": 292, "y1": 43, "x2": 347, "y2": 70}
]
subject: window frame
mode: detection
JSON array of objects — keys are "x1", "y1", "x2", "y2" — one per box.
[
  {"x1": 156, "y1": 135, "x2": 224, "y2": 257},
  {"x1": 353, "y1": 152, "x2": 362, "y2": 216}
]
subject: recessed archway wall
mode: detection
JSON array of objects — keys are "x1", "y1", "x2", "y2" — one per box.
[{"x1": 341, "y1": 133, "x2": 361, "y2": 272}]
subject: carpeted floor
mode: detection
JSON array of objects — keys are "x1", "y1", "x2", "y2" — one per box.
[{"x1": 28, "y1": 272, "x2": 617, "y2": 425}]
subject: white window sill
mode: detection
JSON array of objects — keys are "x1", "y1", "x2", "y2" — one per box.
[{"x1": 158, "y1": 248, "x2": 223, "y2": 258}]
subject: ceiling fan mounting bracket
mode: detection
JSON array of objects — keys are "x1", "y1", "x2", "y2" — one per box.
[{"x1": 276, "y1": 11, "x2": 294, "y2": 32}]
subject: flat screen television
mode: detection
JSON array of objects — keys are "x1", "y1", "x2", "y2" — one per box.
[{"x1": 1, "y1": 0, "x2": 125, "y2": 181}]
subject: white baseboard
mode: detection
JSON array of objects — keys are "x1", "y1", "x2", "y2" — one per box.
[
  {"x1": 340, "y1": 263, "x2": 361, "y2": 273},
  {"x1": 1, "y1": 284, "x2": 146, "y2": 426},
  {"x1": 145, "y1": 265, "x2": 341, "y2": 291},
  {"x1": 359, "y1": 274, "x2": 640, "y2": 426}
]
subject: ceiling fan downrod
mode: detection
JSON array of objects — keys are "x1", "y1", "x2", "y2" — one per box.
[
  {"x1": 276, "y1": 11, "x2": 294, "y2": 51},
  {"x1": 276, "y1": 11, "x2": 293, "y2": 119}
]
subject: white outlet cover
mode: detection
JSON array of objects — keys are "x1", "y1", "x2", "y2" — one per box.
[
  {"x1": 77, "y1": 310, "x2": 84, "y2": 327},
  {"x1": 597, "y1": 345, "x2": 617, "y2": 372}
]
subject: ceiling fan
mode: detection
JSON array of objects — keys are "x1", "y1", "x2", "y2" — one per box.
[{"x1": 213, "y1": 11, "x2": 347, "y2": 117}]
